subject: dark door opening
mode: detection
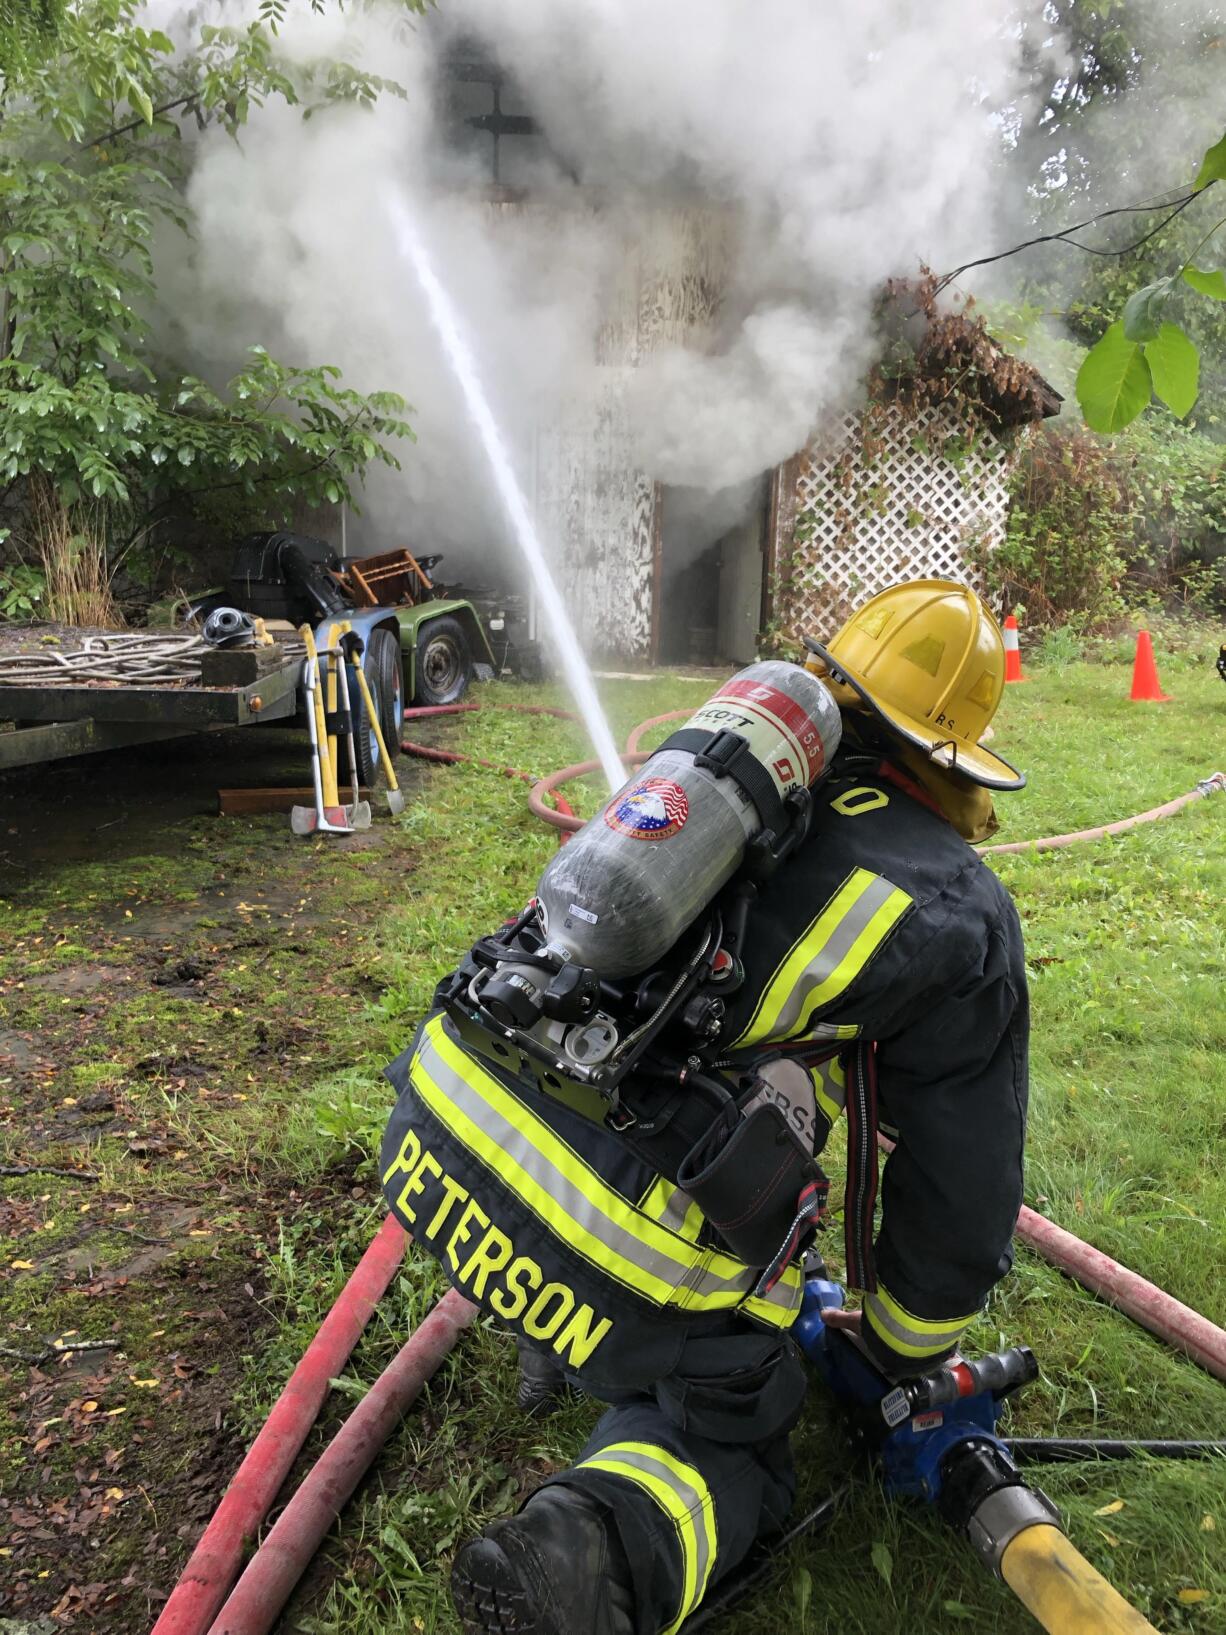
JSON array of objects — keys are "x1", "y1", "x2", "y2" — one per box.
[{"x1": 656, "y1": 478, "x2": 770, "y2": 666}]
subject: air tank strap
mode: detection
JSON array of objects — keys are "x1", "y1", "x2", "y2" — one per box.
[{"x1": 659, "y1": 727, "x2": 788, "y2": 837}]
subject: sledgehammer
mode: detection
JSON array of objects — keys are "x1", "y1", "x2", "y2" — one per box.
[{"x1": 291, "y1": 653, "x2": 353, "y2": 836}]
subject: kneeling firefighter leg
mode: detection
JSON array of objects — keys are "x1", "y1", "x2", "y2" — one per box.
[
  {"x1": 452, "y1": 1484, "x2": 635, "y2": 1635},
  {"x1": 459, "y1": 1335, "x2": 802, "y2": 1635}
]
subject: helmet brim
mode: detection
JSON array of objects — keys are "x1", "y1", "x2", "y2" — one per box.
[{"x1": 804, "y1": 641, "x2": 1026, "y2": 791}]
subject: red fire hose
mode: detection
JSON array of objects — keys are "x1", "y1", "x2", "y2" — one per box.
[
  {"x1": 207, "y1": 1288, "x2": 477, "y2": 1635},
  {"x1": 876, "y1": 1136, "x2": 1226, "y2": 1382},
  {"x1": 150, "y1": 1214, "x2": 407, "y2": 1635},
  {"x1": 1015, "y1": 1205, "x2": 1226, "y2": 1381},
  {"x1": 402, "y1": 704, "x2": 577, "y2": 824}
]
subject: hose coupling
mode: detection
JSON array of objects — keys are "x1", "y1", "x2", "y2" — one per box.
[
  {"x1": 938, "y1": 1437, "x2": 1062, "y2": 1576},
  {"x1": 965, "y1": 1480, "x2": 1063, "y2": 1576}
]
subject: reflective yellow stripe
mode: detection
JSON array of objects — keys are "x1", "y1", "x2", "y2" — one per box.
[
  {"x1": 638, "y1": 1176, "x2": 705, "y2": 1244},
  {"x1": 810, "y1": 1021, "x2": 862, "y2": 1042},
  {"x1": 581, "y1": 1442, "x2": 716, "y2": 1633},
  {"x1": 811, "y1": 1055, "x2": 846, "y2": 1127},
  {"x1": 731, "y1": 869, "x2": 912, "y2": 1048},
  {"x1": 863, "y1": 1283, "x2": 976, "y2": 1360},
  {"x1": 412, "y1": 1017, "x2": 804, "y2": 1325}
]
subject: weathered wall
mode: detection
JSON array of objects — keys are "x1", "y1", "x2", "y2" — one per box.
[{"x1": 530, "y1": 206, "x2": 734, "y2": 658}]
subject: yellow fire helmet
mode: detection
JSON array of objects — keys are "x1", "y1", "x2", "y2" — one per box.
[{"x1": 803, "y1": 579, "x2": 1025, "y2": 790}]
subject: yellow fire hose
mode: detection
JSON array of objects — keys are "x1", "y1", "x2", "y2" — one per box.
[{"x1": 1000, "y1": 1525, "x2": 1159, "y2": 1634}]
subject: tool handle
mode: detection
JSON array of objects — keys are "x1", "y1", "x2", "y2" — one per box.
[{"x1": 300, "y1": 625, "x2": 339, "y2": 809}]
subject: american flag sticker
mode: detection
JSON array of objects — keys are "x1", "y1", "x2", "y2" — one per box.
[{"x1": 604, "y1": 777, "x2": 690, "y2": 841}]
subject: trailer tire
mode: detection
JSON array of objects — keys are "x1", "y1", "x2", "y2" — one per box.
[
  {"x1": 413, "y1": 616, "x2": 473, "y2": 706},
  {"x1": 350, "y1": 628, "x2": 402, "y2": 787}
]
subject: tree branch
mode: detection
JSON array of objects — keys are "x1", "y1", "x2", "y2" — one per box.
[
  {"x1": 0, "y1": 1163, "x2": 101, "y2": 1181},
  {"x1": 78, "y1": 94, "x2": 197, "y2": 152},
  {"x1": 0, "y1": 1338, "x2": 121, "y2": 1366}
]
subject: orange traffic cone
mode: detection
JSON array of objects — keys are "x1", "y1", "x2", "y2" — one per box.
[
  {"x1": 1003, "y1": 613, "x2": 1027, "y2": 683},
  {"x1": 1129, "y1": 630, "x2": 1171, "y2": 702}
]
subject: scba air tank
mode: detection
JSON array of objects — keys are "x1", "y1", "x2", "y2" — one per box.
[{"x1": 535, "y1": 661, "x2": 843, "y2": 979}]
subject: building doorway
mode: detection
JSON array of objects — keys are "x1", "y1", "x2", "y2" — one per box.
[{"x1": 655, "y1": 478, "x2": 770, "y2": 666}]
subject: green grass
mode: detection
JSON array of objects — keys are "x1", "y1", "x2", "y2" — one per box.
[
  {"x1": 4, "y1": 644, "x2": 1222, "y2": 1633},
  {"x1": 272, "y1": 643, "x2": 1224, "y2": 1635}
]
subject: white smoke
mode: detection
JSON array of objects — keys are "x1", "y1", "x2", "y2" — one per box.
[{"x1": 155, "y1": 0, "x2": 1062, "y2": 582}]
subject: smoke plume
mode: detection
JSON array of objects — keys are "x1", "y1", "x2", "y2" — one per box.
[{"x1": 157, "y1": 1, "x2": 1062, "y2": 584}]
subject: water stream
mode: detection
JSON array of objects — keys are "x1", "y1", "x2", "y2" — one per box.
[{"x1": 387, "y1": 193, "x2": 627, "y2": 793}]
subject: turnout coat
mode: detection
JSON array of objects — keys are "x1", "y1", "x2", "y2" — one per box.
[{"x1": 380, "y1": 756, "x2": 1029, "y2": 1388}]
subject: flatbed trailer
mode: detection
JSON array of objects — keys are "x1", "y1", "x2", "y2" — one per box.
[{"x1": 0, "y1": 606, "x2": 402, "y2": 776}]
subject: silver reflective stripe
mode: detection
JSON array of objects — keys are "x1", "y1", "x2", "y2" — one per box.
[
  {"x1": 769, "y1": 875, "x2": 905, "y2": 1040},
  {"x1": 580, "y1": 1442, "x2": 716, "y2": 1632},
  {"x1": 642, "y1": 1178, "x2": 704, "y2": 1242},
  {"x1": 411, "y1": 1021, "x2": 801, "y2": 1322},
  {"x1": 808, "y1": 1020, "x2": 861, "y2": 1041},
  {"x1": 864, "y1": 1290, "x2": 972, "y2": 1360}
]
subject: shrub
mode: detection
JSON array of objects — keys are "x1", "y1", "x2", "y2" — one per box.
[
  {"x1": 984, "y1": 422, "x2": 1226, "y2": 630},
  {"x1": 983, "y1": 427, "x2": 1131, "y2": 629}
]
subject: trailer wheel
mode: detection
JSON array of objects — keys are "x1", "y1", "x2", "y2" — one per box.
[
  {"x1": 414, "y1": 616, "x2": 473, "y2": 706},
  {"x1": 350, "y1": 628, "x2": 402, "y2": 787}
]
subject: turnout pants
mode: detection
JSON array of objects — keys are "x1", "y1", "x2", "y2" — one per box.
[{"x1": 541, "y1": 1322, "x2": 809, "y2": 1635}]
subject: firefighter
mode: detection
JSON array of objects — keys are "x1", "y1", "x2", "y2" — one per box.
[{"x1": 380, "y1": 580, "x2": 1029, "y2": 1635}]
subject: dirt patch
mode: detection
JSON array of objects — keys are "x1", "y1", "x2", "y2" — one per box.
[
  {"x1": 1, "y1": 724, "x2": 423, "y2": 1631},
  {"x1": 0, "y1": 1031, "x2": 38, "y2": 1072},
  {"x1": 24, "y1": 968, "x2": 129, "y2": 997},
  {"x1": 0, "y1": 1244, "x2": 272, "y2": 1633}
]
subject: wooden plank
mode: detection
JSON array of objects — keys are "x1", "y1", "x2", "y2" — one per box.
[
  {"x1": 218, "y1": 786, "x2": 374, "y2": 816},
  {"x1": 0, "y1": 656, "x2": 300, "y2": 727},
  {"x1": 200, "y1": 643, "x2": 286, "y2": 688},
  {"x1": 0, "y1": 719, "x2": 196, "y2": 772}
]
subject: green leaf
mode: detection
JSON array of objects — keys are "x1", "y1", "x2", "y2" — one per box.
[
  {"x1": 130, "y1": 84, "x2": 154, "y2": 126},
  {"x1": 1076, "y1": 323, "x2": 1153, "y2": 433},
  {"x1": 1193, "y1": 130, "x2": 1226, "y2": 191},
  {"x1": 870, "y1": 1541, "x2": 893, "y2": 1586},
  {"x1": 792, "y1": 1564, "x2": 812, "y2": 1621},
  {"x1": 1183, "y1": 265, "x2": 1226, "y2": 301},
  {"x1": 1144, "y1": 323, "x2": 1200, "y2": 419},
  {"x1": 1121, "y1": 278, "x2": 1175, "y2": 343}
]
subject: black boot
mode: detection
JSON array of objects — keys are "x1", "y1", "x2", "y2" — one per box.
[
  {"x1": 452, "y1": 1485, "x2": 637, "y2": 1635},
  {"x1": 516, "y1": 1340, "x2": 569, "y2": 1418}
]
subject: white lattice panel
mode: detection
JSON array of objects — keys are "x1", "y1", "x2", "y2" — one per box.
[{"x1": 780, "y1": 403, "x2": 1012, "y2": 640}]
